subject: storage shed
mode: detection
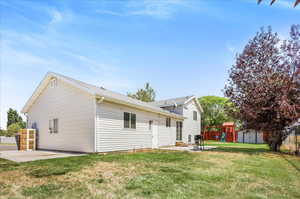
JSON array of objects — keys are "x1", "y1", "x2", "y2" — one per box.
[{"x1": 237, "y1": 129, "x2": 265, "y2": 144}]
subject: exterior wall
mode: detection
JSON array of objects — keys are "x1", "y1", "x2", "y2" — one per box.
[
  {"x1": 27, "y1": 78, "x2": 95, "y2": 152},
  {"x1": 157, "y1": 116, "x2": 177, "y2": 147},
  {"x1": 95, "y1": 101, "x2": 179, "y2": 152},
  {"x1": 182, "y1": 99, "x2": 201, "y2": 144}
]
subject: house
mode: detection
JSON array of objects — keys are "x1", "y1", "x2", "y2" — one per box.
[
  {"x1": 149, "y1": 96, "x2": 203, "y2": 144},
  {"x1": 21, "y1": 72, "x2": 203, "y2": 153}
]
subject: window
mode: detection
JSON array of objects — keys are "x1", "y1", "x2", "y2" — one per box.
[
  {"x1": 124, "y1": 112, "x2": 136, "y2": 129},
  {"x1": 176, "y1": 121, "x2": 182, "y2": 140},
  {"x1": 193, "y1": 111, "x2": 197, "y2": 121},
  {"x1": 131, "y1": 113, "x2": 136, "y2": 129},
  {"x1": 49, "y1": 120, "x2": 53, "y2": 133},
  {"x1": 50, "y1": 78, "x2": 57, "y2": 88},
  {"x1": 49, "y1": 118, "x2": 58, "y2": 133},
  {"x1": 53, "y1": 119, "x2": 58, "y2": 133},
  {"x1": 166, "y1": 118, "x2": 171, "y2": 128},
  {"x1": 149, "y1": 120, "x2": 153, "y2": 130}
]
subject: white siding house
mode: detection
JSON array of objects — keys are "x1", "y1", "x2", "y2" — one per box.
[
  {"x1": 22, "y1": 72, "x2": 202, "y2": 153},
  {"x1": 149, "y1": 96, "x2": 203, "y2": 144}
]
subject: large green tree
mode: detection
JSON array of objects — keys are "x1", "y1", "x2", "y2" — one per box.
[
  {"x1": 7, "y1": 108, "x2": 26, "y2": 129},
  {"x1": 127, "y1": 82, "x2": 156, "y2": 102},
  {"x1": 199, "y1": 96, "x2": 236, "y2": 129}
]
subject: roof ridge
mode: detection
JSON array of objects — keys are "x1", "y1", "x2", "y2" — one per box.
[{"x1": 40, "y1": 72, "x2": 184, "y2": 119}]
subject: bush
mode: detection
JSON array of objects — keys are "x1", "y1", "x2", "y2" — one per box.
[
  {"x1": 0, "y1": 129, "x2": 7, "y2": 137},
  {"x1": 7, "y1": 123, "x2": 22, "y2": 137}
]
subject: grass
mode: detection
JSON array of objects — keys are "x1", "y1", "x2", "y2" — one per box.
[{"x1": 0, "y1": 142, "x2": 299, "y2": 199}]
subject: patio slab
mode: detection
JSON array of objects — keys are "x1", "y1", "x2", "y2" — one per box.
[
  {"x1": 160, "y1": 145, "x2": 217, "y2": 152},
  {"x1": 0, "y1": 150, "x2": 85, "y2": 163}
]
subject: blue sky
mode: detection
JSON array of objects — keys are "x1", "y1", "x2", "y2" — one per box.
[{"x1": 0, "y1": 0, "x2": 299, "y2": 128}]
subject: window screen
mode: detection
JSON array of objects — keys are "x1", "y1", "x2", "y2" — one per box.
[
  {"x1": 49, "y1": 120, "x2": 53, "y2": 133},
  {"x1": 124, "y1": 112, "x2": 130, "y2": 128},
  {"x1": 53, "y1": 119, "x2": 58, "y2": 133},
  {"x1": 149, "y1": 120, "x2": 153, "y2": 130},
  {"x1": 193, "y1": 111, "x2": 197, "y2": 121},
  {"x1": 166, "y1": 118, "x2": 171, "y2": 127},
  {"x1": 176, "y1": 121, "x2": 182, "y2": 140},
  {"x1": 124, "y1": 112, "x2": 136, "y2": 129},
  {"x1": 131, "y1": 113, "x2": 136, "y2": 129}
]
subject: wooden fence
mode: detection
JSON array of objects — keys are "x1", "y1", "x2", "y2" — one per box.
[{"x1": 281, "y1": 134, "x2": 300, "y2": 154}]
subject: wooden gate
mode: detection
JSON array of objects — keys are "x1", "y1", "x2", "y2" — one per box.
[{"x1": 18, "y1": 129, "x2": 36, "y2": 151}]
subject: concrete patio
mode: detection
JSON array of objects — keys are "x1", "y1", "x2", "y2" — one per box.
[
  {"x1": 161, "y1": 145, "x2": 217, "y2": 152},
  {"x1": 0, "y1": 150, "x2": 85, "y2": 163}
]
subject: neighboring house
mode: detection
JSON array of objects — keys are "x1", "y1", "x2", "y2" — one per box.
[{"x1": 21, "y1": 72, "x2": 203, "y2": 153}]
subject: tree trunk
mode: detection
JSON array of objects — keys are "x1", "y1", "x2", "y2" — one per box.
[
  {"x1": 268, "y1": 131, "x2": 283, "y2": 152},
  {"x1": 269, "y1": 141, "x2": 279, "y2": 152}
]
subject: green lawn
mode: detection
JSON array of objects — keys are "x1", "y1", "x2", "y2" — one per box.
[{"x1": 0, "y1": 142, "x2": 299, "y2": 199}]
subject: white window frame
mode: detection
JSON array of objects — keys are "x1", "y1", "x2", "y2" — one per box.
[
  {"x1": 49, "y1": 118, "x2": 59, "y2": 133},
  {"x1": 53, "y1": 118, "x2": 58, "y2": 133},
  {"x1": 124, "y1": 112, "x2": 136, "y2": 129},
  {"x1": 193, "y1": 111, "x2": 198, "y2": 121}
]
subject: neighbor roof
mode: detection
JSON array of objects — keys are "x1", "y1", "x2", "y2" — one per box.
[
  {"x1": 21, "y1": 72, "x2": 184, "y2": 119},
  {"x1": 149, "y1": 95, "x2": 203, "y2": 112},
  {"x1": 149, "y1": 96, "x2": 194, "y2": 107}
]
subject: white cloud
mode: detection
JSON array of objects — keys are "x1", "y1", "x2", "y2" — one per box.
[
  {"x1": 128, "y1": 0, "x2": 188, "y2": 18},
  {"x1": 0, "y1": 30, "x2": 133, "y2": 128},
  {"x1": 96, "y1": 10, "x2": 127, "y2": 16},
  {"x1": 96, "y1": 0, "x2": 190, "y2": 19}
]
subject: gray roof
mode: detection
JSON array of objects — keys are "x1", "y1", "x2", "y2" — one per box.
[
  {"x1": 22, "y1": 72, "x2": 184, "y2": 119},
  {"x1": 149, "y1": 96, "x2": 194, "y2": 107}
]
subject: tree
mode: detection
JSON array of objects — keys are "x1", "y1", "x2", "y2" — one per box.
[
  {"x1": 0, "y1": 128, "x2": 7, "y2": 136},
  {"x1": 7, "y1": 123, "x2": 22, "y2": 137},
  {"x1": 258, "y1": 0, "x2": 300, "y2": 7},
  {"x1": 7, "y1": 108, "x2": 26, "y2": 129},
  {"x1": 199, "y1": 96, "x2": 238, "y2": 130},
  {"x1": 225, "y1": 26, "x2": 300, "y2": 152},
  {"x1": 127, "y1": 82, "x2": 156, "y2": 102}
]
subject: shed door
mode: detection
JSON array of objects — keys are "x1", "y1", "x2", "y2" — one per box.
[{"x1": 152, "y1": 120, "x2": 159, "y2": 148}]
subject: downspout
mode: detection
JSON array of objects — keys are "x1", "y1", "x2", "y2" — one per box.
[{"x1": 94, "y1": 96, "x2": 105, "y2": 153}]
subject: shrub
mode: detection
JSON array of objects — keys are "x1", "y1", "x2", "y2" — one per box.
[
  {"x1": 0, "y1": 129, "x2": 7, "y2": 136},
  {"x1": 6, "y1": 123, "x2": 22, "y2": 137}
]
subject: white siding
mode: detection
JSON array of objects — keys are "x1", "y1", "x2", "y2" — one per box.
[
  {"x1": 95, "y1": 101, "x2": 178, "y2": 152},
  {"x1": 157, "y1": 117, "x2": 177, "y2": 147},
  {"x1": 182, "y1": 99, "x2": 201, "y2": 144},
  {"x1": 27, "y1": 78, "x2": 95, "y2": 152}
]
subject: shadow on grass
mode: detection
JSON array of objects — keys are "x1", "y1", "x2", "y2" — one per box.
[
  {"x1": 281, "y1": 154, "x2": 300, "y2": 173},
  {"x1": 209, "y1": 147, "x2": 269, "y2": 154}
]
